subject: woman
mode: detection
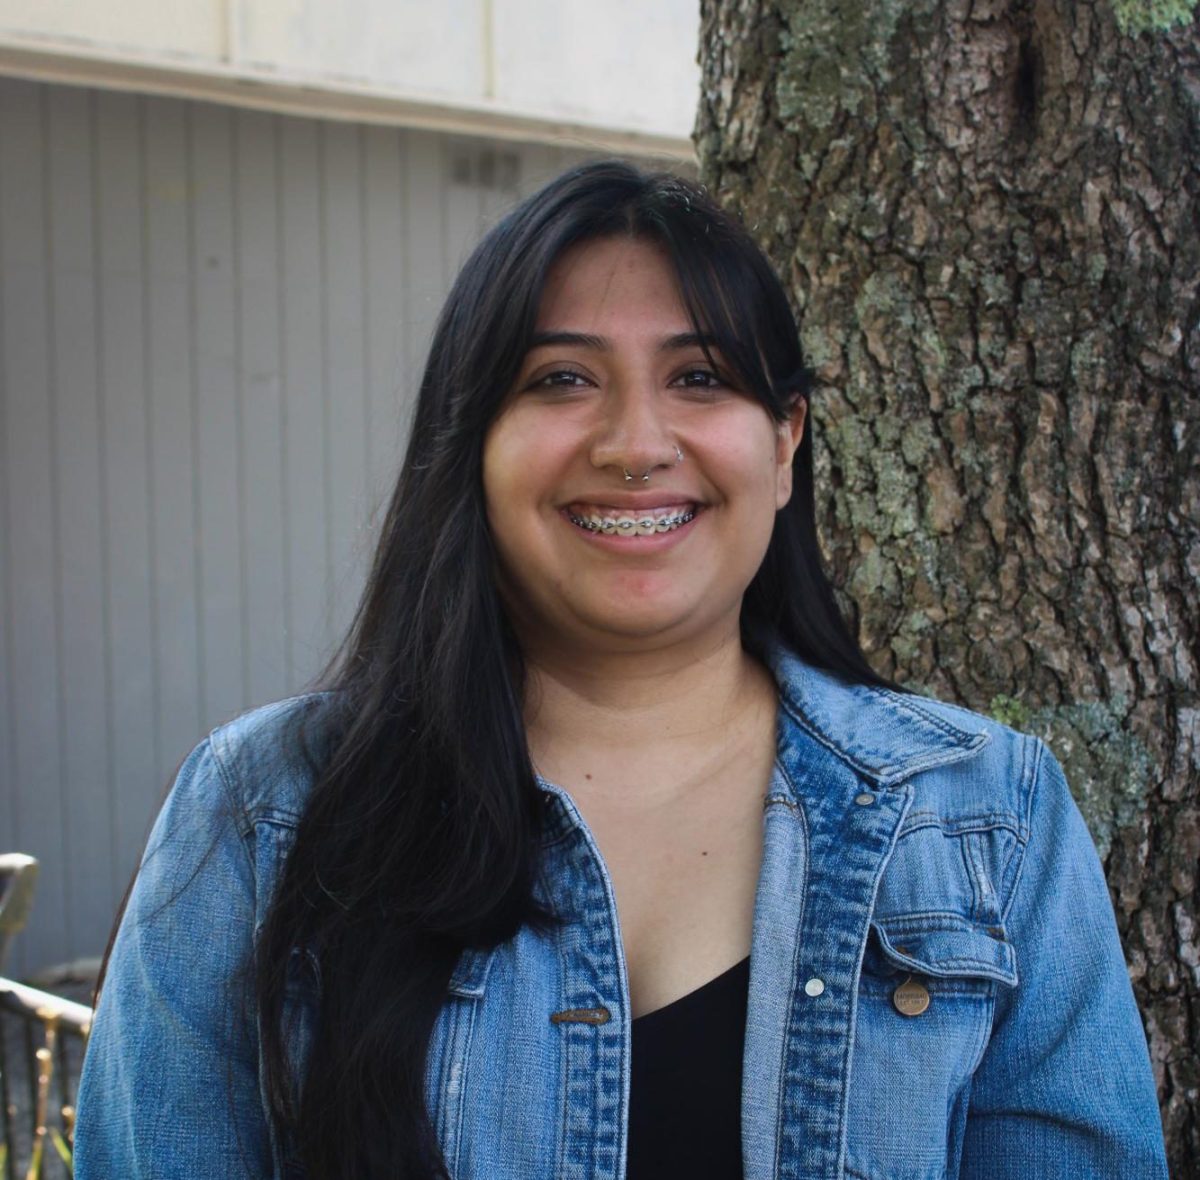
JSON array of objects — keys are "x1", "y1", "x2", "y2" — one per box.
[{"x1": 75, "y1": 161, "x2": 1166, "y2": 1179}]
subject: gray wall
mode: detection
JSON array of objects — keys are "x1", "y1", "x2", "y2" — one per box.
[{"x1": 0, "y1": 75, "x2": 594, "y2": 976}]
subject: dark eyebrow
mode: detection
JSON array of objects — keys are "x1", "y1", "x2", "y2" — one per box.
[
  {"x1": 659, "y1": 332, "x2": 720, "y2": 353},
  {"x1": 527, "y1": 331, "x2": 609, "y2": 351},
  {"x1": 525, "y1": 330, "x2": 720, "y2": 353}
]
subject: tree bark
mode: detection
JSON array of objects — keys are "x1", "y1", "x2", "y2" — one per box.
[{"x1": 696, "y1": 0, "x2": 1199, "y2": 1171}]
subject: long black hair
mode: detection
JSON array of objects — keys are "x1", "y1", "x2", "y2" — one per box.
[{"x1": 254, "y1": 160, "x2": 887, "y2": 1177}]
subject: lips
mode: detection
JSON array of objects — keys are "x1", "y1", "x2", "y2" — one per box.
[{"x1": 565, "y1": 502, "x2": 698, "y2": 536}]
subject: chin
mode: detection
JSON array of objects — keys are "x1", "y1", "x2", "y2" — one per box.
[{"x1": 579, "y1": 599, "x2": 716, "y2": 647}]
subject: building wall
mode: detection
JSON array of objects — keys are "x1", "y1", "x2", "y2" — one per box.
[
  {"x1": 0, "y1": 0, "x2": 700, "y2": 150},
  {"x1": 0, "y1": 75, "x2": 603, "y2": 976}
]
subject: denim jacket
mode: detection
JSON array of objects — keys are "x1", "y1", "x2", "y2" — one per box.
[{"x1": 76, "y1": 649, "x2": 1167, "y2": 1178}]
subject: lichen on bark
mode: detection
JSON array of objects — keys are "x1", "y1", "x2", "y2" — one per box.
[
  {"x1": 697, "y1": 0, "x2": 1200, "y2": 1168},
  {"x1": 1111, "y1": 0, "x2": 1198, "y2": 34},
  {"x1": 990, "y1": 694, "x2": 1152, "y2": 860}
]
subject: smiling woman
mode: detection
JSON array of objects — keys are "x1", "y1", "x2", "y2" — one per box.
[
  {"x1": 73, "y1": 162, "x2": 1167, "y2": 1180},
  {"x1": 483, "y1": 236, "x2": 805, "y2": 654}
]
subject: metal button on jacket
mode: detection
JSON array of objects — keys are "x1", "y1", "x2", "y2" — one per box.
[
  {"x1": 550, "y1": 1006, "x2": 611, "y2": 1025},
  {"x1": 893, "y1": 977, "x2": 931, "y2": 1017}
]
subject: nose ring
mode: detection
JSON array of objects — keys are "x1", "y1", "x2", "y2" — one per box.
[{"x1": 622, "y1": 447, "x2": 684, "y2": 484}]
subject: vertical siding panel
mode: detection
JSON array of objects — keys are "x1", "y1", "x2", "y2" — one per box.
[
  {"x1": 400, "y1": 131, "x2": 444, "y2": 412},
  {"x1": 443, "y1": 140, "x2": 484, "y2": 286},
  {"x1": 0, "y1": 80, "x2": 66, "y2": 978},
  {"x1": 0, "y1": 86, "x2": 14, "y2": 933},
  {"x1": 362, "y1": 125, "x2": 406, "y2": 514},
  {"x1": 518, "y1": 142, "x2": 564, "y2": 197},
  {"x1": 479, "y1": 147, "x2": 520, "y2": 239},
  {"x1": 235, "y1": 110, "x2": 287, "y2": 706},
  {"x1": 96, "y1": 90, "x2": 155, "y2": 898},
  {"x1": 144, "y1": 96, "x2": 201, "y2": 796},
  {"x1": 320, "y1": 122, "x2": 369, "y2": 653},
  {"x1": 190, "y1": 104, "x2": 244, "y2": 724},
  {"x1": 0, "y1": 79, "x2": 615, "y2": 971},
  {"x1": 279, "y1": 117, "x2": 328, "y2": 688},
  {"x1": 47, "y1": 86, "x2": 109, "y2": 963}
]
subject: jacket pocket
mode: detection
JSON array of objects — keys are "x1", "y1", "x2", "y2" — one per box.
[{"x1": 845, "y1": 918, "x2": 1016, "y2": 1180}]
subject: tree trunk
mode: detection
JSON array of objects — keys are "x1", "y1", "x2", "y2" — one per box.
[{"x1": 696, "y1": 0, "x2": 1199, "y2": 1170}]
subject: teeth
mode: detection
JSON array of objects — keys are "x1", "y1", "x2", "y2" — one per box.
[{"x1": 567, "y1": 507, "x2": 697, "y2": 536}]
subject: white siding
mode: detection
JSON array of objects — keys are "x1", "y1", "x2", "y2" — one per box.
[
  {"x1": 0, "y1": 76, "x2": 597, "y2": 976},
  {"x1": 0, "y1": 0, "x2": 700, "y2": 148}
]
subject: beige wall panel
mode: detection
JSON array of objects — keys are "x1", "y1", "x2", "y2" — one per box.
[
  {"x1": 236, "y1": 0, "x2": 481, "y2": 102},
  {"x1": 0, "y1": 1, "x2": 698, "y2": 148},
  {"x1": 0, "y1": 0, "x2": 221, "y2": 58},
  {"x1": 492, "y1": 0, "x2": 699, "y2": 140}
]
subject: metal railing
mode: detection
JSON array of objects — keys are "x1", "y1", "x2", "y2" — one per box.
[
  {"x1": 0, "y1": 980, "x2": 92, "y2": 1180},
  {"x1": 0, "y1": 857, "x2": 38, "y2": 978},
  {"x1": 1, "y1": 855, "x2": 93, "y2": 1179}
]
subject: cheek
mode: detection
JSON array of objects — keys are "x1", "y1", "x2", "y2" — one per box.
[
  {"x1": 721, "y1": 426, "x2": 787, "y2": 502},
  {"x1": 482, "y1": 413, "x2": 578, "y2": 576},
  {"x1": 483, "y1": 409, "x2": 576, "y2": 496},
  {"x1": 481, "y1": 427, "x2": 525, "y2": 563},
  {"x1": 482, "y1": 415, "x2": 536, "y2": 516}
]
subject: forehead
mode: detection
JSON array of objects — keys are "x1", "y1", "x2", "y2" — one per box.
[{"x1": 535, "y1": 237, "x2": 690, "y2": 331}]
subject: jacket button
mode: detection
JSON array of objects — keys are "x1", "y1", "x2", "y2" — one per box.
[
  {"x1": 854, "y1": 792, "x2": 875, "y2": 806},
  {"x1": 893, "y1": 977, "x2": 930, "y2": 1016},
  {"x1": 804, "y1": 977, "x2": 825, "y2": 997},
  {"x1": 550, "y1": 1006, "x2": 612, "y2": 1025}
]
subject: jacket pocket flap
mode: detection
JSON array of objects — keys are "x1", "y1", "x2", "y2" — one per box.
[{"x1": 871, "y1": 915, "x2": 1018, "y2": 987}]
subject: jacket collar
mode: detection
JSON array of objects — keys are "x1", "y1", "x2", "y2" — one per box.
[{"x1": 768, "y1": 646, "x2": 990, "y2": 791}]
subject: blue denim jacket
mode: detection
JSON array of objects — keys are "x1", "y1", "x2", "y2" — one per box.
[{"x1": 76, "y1": 649, "x2": 1167, "y2": 1178}]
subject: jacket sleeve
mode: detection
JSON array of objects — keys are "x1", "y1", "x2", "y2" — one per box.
[
  {"x1": 961, "y1": 738, "x2": 1168, "y2": 1178},
  {"x1": 74, "y1": 736, "x2": 274, "y2": 1179}
]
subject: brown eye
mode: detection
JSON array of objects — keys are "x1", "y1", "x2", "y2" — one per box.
[
  {"x1": 677, "y1": 369, "x2": 721, "y2": 388},
  {"x1": 672, "y1": 367, "x2": 731, "y2": 396},
  {"x1": 526, "y1": 369, "x2": 591, "y2": 391}
]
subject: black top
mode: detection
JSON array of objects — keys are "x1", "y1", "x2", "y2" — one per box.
[{"x1": 626, "y1": 955, "x2": 751, "y2": 1179}]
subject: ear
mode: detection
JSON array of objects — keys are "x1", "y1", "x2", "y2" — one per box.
[{"x1": 774, "y1": 396, "x2": 807, "y2": 509}]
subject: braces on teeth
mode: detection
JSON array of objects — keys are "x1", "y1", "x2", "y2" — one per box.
[{"x1": 568, "y1": 508, "x2": 696, "y2": 536}]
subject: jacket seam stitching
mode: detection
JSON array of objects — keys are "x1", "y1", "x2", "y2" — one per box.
[
  {"x1": 766, "y1": 755, "x2": 809, "y2": 1179},
  {"x1": 777, "y1": 696, "x2": 886, "y2": 780},
  {"x1": 779, "y1": 692, "x2": 989, "y2": 786},
  {"x1": 899, "y1": 811, "x2": 1022, "y2": 837},
  {"x1": 206, "y1": 735, "x2": 259, "y2": 880},
  {"x1": 878, "y1": 688, "x2": 984, "y2": 743},
  {"x1": 998, "y1": 735, "x2": 1041, "y2": 926},
  {"x1": 961, "y1": 834, "x2": 982, "y2": 924},
  {"x1": 905, "y1": 956, "x2": 1011, "y2": 972}
]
